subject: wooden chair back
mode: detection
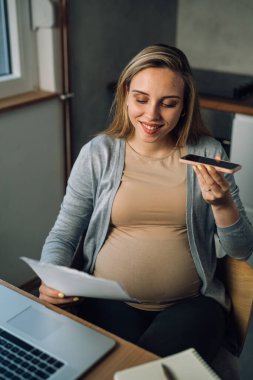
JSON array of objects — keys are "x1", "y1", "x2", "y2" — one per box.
[{"x1": 217, "y1": 256, "x2": 253, "y2": 354}]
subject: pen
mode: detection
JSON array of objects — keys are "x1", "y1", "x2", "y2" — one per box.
[{"x1": 161, "y1": 363, "x2": 178, "y2": 380}]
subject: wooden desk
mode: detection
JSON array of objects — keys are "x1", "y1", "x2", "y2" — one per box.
[{"x1": 0, "y1": 280, "x2": 158, "y2": 380}]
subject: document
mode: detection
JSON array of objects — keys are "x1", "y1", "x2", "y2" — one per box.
[{"x1": 21, "y1": 257, "x2": 139, "y2": 302}]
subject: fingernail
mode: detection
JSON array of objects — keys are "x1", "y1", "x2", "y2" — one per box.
[
  {"x1": 73, "y1": 297, "x2": 79, "y2": 302},
  {"x1": 58, "y1": 292, "x2": 65, "y2": 298},
  {"x1": 197, "y1": 165, "x2": 202, "y2": 170},
  {"x1": 206, "y1": 165, "x2": 212, "y2": 171}
]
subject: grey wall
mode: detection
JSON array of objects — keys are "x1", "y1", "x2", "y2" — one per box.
[
  {"x1": 0, "y1": 99, "x2": 65, "y2": 286},
  {"x1": 176, "y1": 0, "x2": 253, "y2": 75},
  {"x1": 68, "y1": 0, "x2": 178, "y2": 159}
]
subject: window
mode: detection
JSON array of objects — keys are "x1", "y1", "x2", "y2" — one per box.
[
  {"x1": 0, "y1": 0, "x2": 11, "y2": 76},
  {"x1": 0, "y1": 0, "x2": 38, "y2": 99}
]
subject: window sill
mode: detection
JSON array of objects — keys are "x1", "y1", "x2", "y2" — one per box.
[{"x1": 0, "y1": 90, "x2": 59, "y2": 113}]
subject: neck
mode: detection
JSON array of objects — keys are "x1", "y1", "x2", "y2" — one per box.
[{"x1": 127, "y1": 136, "x2": 176, "y2": 159}]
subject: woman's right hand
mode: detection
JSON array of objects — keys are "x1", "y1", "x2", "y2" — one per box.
[{"x1": 39, "y1": 281, "x2": 79, "y2": 305}]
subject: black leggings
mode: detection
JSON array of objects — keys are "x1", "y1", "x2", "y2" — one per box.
[{"x1": 68, "y1": 295, "x2": 226, "y2": 364}]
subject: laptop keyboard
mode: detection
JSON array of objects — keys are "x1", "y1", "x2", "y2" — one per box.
[{"x1": 0, "y1": 328, "x2": 64, "y2": 379}]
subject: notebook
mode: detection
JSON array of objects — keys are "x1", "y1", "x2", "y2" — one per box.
[
  {"x1": 114, "y1": 348, "x2": 221, "y2": 380},
  {"x1": 0, "y1": 285, "x2": 116, "y2": 380}
]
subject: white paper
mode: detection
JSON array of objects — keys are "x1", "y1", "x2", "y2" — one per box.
[
  {"x1": 21, "y1": 257, "x2": 139, "y2": 302},
  {"x1": 114, "y1": 348, "x2": 221, "y2": 380}
]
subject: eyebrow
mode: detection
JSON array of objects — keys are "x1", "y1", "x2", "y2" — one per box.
[{"x1": 131, "y1": 90, "x2": 182, "y2": 99}]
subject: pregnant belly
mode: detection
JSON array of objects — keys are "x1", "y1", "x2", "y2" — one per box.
[{"x1": 94, "y1": 226, "x2": 201, "y2": 306}]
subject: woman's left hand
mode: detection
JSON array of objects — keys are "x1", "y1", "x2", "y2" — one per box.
[
  {"x1": 193, "y1": 156, "x2": 240, "y2": 227},
  {"x1": 193, "y1": 155, "x2": 232, "y2": 206}
]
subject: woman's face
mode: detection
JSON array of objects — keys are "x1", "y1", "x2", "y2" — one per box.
[{"x1": 127, "y1": 67, "x2": 184, "y2": 147}]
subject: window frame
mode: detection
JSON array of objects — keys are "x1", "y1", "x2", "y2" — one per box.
[
  {"x1": 0, "y1": 0, "x2": 38, "y2": 99},
  {"x1": 0, "y1": 0, "x2": 12, "y2": 76}
]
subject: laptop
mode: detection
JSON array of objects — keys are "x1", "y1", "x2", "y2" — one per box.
[{"x1": 0, "y1": 285, "x2": 116, "y2": 379}]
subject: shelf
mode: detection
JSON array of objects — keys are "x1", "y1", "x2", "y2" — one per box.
[
  {"x1": 0, "y1": 90, "x2": 59, "y2": 113},
  {"x1": 199, "y1": 95, "x2": 253, "y2": 116}
]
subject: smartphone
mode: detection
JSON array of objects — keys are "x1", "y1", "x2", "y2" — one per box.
[{"x1": 179, "y1": 154, "x2": 242, "y2": 174}]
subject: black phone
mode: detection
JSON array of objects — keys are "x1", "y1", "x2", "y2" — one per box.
[{"x1": 179, "y1": 154, "x2": 241, "y2": 173}]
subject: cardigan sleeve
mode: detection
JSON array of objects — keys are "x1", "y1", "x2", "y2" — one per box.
[
  {"x1": 40, "y1": 143, "x2": 95, "y2": 266},
  {"x1": 216, "y1": 176, "x2": 253, "y2": 260}
]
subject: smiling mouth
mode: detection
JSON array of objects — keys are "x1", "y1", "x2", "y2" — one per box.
[{"x1": 140, "y1": 122, "x2": 163, "y2": 134}]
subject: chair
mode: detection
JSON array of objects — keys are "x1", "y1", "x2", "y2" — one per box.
[
  {"x1": 218, "y1": 256, "x2": 253, "y2": 354},
  {"x1": 212, "y1": 256, "x2": 253, "y2": 379}
]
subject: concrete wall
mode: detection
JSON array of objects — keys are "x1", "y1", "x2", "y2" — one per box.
[
  {"x1": 0, "y1": 99, "x2": 65, "y2": 286},
  {"x1": 68, "y1": 0, "x2": 178, "y2": 159},
  {"x1": 176, "y1": 0, "x2": 253, "y2": 75}
]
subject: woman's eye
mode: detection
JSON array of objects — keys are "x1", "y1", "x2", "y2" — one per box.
[
  {"x1": 161, "y1": 103, "x2": 177, "y2": 108},
  {"x1": 136, "y1": 99, "x2": 147, "y2": 104}
]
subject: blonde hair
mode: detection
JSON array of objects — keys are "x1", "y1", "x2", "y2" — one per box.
[{"x1": 104, "y1": 44, "x2": 210, "y2": 146}]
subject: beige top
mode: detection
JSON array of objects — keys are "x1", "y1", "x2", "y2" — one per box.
[{"x1": 94, "y1": 143, "x2": 201, "y2": 310}]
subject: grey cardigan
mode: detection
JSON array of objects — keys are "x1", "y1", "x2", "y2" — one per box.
[{"x1": 41, "y1": 135, "x2": 253, "y2": 310}]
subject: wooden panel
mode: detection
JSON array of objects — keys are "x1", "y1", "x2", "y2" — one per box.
[
  {"x1": 218, "y1": 257, "x2": 253, "y2": 352},
  {"x1": 200, "y1": 96, "x2": 253, "y2": 116},
  {"x1": 0, "y1": 91, "x2": 58, "y2": 113}
]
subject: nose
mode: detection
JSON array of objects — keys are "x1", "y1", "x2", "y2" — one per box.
[{"x1": 145, "y1": 102, "x2": 160, "y2": 120}]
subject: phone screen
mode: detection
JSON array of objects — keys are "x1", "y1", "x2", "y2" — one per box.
[{"x1": 179, "y1": 154, "x2": 241, "y2": 173}]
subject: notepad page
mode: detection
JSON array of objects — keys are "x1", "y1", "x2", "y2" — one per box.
[{"x1": 114, "y1": 348, "x2": 221, "y2": 380}]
